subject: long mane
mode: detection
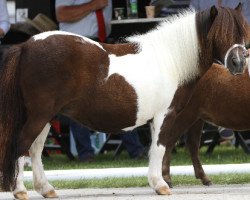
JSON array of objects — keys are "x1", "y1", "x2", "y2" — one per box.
[{"x1": 127, "y1": 10, "x2": 199, "y2": 85}]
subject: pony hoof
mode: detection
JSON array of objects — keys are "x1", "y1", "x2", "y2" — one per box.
[
  {"x1": 155, "y1": 186, "x2": 172, "y2": 195},
  {"x1": 43, "y1": 190, "x2": 58, "y2": 198},
  {"x1": 203, "y1": 180, "x2": 212, "y2": 186},
  {"x1": 14, "y1": 191, "x2": 29, "y2": 200},
  {"x1": 166, "y1": 181, "x2": 173, "y2": 188}
]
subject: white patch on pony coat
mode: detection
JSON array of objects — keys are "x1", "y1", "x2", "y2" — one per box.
[
  {"x1": 148, "y1": 112, "x2": 168, "y2": 190},
  {"x1": 13, "y1": 157, "x2": 27, "y2": 195},
  {"x1": 29, "y1": 123, "x2": 54, "y2": 195},
  {"x1": 108, "y1": 11, "x2": 199, "y2": 130},
  {"x1": 33, "y1": 30, "x2": 104, "y2": 50}
]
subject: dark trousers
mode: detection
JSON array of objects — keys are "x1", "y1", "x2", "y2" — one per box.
[
  {"x1": 71, "y1": 120, "x2": 144, "y2": 159},
  {"x1": 120, "y1": 129, "x2": 144, "y2": 158},
  {"x1": 70, "y1": 120, "x2": 94, "y2": 160}
]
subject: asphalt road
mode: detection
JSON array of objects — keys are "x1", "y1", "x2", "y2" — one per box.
[{"x1": 1, "y1": 184, "x2": 250, "y2": 200}]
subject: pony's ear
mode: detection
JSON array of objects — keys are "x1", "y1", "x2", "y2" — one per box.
[
  {"x1": 210, "y1": 5, "x2": 218, "y2": 23},
  {"x1": 235, "y1": 2, "x2": 242, "y2": 12}
]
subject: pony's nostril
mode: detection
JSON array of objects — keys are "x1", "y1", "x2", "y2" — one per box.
[{"x1": 232, "y1": 57, "x2": 238, "y2": 66}]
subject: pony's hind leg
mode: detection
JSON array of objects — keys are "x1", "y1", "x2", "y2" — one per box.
[
  {"x1": 148, "y1": 112, "x2": 171, "y2": 195},
  {"x1": 29, "y1": 123, "x2": 58, "y2": 198},
  {"x1": 186, "y1": 120, "x2": 212, "y2": 186},
  {"x1": 13, "y1": 156, "x2": 29, "y2": 200}
]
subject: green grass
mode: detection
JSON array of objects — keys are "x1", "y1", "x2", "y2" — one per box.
[
  {"x1": 23, "y1": 144, "x2": 250, "y2": 189},
  {"x1": 24, "y1": 174, "x2": 250, "y2": 190},
  {"x1": 25, "y1": 144, "x2": 250, "y2": 171}
]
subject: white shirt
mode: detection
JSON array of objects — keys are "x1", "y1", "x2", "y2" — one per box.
[
  {"x1": 0, "y1": 0, "x2": 10, "y2": 36},
  {"x1": 190, "y1": 0, "x2": 250, "y2": 23},
  {"x1": 55, "y1": 0, "x2": 112, "y2": 38}
]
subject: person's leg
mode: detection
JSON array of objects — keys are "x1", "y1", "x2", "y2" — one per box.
[
  {"x1": 119, "y1": 129, "x2": 145, "y2": 159},
  {"x1": 70, "y1": 120, "x2": 94, "y2": 162}
]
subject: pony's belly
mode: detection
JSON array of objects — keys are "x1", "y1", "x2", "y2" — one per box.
[{"x1": 203, "y1": 110, "x2": 250, "y2": 131}]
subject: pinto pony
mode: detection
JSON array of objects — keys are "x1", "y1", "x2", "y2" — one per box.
[
  {"x1": 9, "y1": 48, "x2": 250, "y2": 200},
  {"x1": 0, "y1": 6, "x2": 248, "y2": 197}
]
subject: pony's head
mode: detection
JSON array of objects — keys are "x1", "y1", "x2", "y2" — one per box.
[{"x1": 196, "y1": 3, "x2": 249, "y2": 75}]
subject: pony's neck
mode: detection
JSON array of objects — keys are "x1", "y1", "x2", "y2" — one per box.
[{"x1": 128, "y1": 11, "x2": 199, "y2": 85}]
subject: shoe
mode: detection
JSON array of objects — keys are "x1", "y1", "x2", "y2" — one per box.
[
  {"x1": 132, "y1": 149, "x2": 147, "y2": 160},
  {"x1": 79, "y1": 154, "x2": 95, "y2": 163},
  {"x1": 219, "y1": 128, "x2": 234, "y2": 140}
]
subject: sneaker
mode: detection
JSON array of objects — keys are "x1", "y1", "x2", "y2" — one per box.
[
  {"x1": 218, "y1": 128, "x2": 234, "y2": 140},
  {"x1": 79, "y1": 154, "x2": 95, "y2": 163},
  {"x1": 132, "y1": 149, "x2": 147, "y2": 160}
]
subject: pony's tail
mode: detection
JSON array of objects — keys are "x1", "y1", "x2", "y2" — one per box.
[{"x1": 0, "y1": 45, "x2": 27, "y2": 191}]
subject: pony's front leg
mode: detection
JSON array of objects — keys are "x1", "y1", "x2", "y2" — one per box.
[
  {"x1": 13, "y1": 156, "x2": 29, "y2": 200},
  {"x1": 162, "y1": 147, "x2": 173, "y2": 188},
  {"x1": 148, "y1": 112, "x2": 171, "y2": 195},
  {"x1": 186, "y1": 120, "x2": 212, "y2": 186},
  {"x1": 29, "y1": 123, "x2": 58, "y2": 198}
]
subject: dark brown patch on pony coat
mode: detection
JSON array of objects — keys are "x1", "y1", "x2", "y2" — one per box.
[
  {"x1": 100, "y1": 43, "x2": 139, "y2": 56},
  {"x1": 191, "y1": 64, "x2": 250, "y2": 130}
]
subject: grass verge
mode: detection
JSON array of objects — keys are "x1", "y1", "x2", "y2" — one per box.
[
  {"x1": 23, "y1": 145, "x2": 250, "y2": 189},
  {"x1": 24, "y1": 173, "x2": 250, "y2": 190},
  {"x1": 25, "y1": 145, "x2": 250, "y2": 171}
]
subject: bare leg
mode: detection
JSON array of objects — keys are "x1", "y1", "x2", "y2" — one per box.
[
  {"x1": 148, "y1": 112, "x2": 171, "y2": 195},
  {"x1": 29, "y1": 123, "x2": 58, "y2": 198},
  {"x1": 13, "y1": 157, "x2": 29, "y2": 200},
  {"x1": 186, "y1": 120, "x2": 212, "y2": 186}
]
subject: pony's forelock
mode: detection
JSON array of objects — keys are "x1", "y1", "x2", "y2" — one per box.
[{"x1": 208, "y1": 7, "x2": 248, "y2": 45}]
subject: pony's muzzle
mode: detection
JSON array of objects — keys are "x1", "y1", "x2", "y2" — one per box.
[{"x1": 231, "y1": 56, "x2": 246, "y2": 75}]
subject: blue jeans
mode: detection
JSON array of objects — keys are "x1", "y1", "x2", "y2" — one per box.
[
  {"x1": 120, "y1": 129, "x2": 144, "y2": 158},
  {"x1": 70, "y1": 120, "x2": 94, "y2": 160}
]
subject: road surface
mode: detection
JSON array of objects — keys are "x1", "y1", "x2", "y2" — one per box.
[{"x1": 1, "y1": 184, "x2": 250, "y2": 199}]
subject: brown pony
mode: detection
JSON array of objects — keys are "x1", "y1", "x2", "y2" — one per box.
[
  {"x1": 161, "y1": 59, "x2": 250, "y2": 187},
  {"x1": 0, "y1": 5, "x2": 248, "y2": 197}
]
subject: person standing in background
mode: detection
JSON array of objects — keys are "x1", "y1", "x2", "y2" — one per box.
[
  {"x1": 0, "y1": 0, "x2": 10, "y2": 70},
  {"x1": 0, "y1": 0, "x2": 10, "y2": 39},
  {"x1": 55, "y1": 0, "x2": 111, "y2": 42},
  {"x1": 55, "y1": 0, "x2": 145, "y2": 162}
]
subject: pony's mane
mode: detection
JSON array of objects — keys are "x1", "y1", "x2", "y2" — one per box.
[
  {"x1": 127, "y1": 10, "x2": 199, "y2": 84},
  {"x1": 127, "y1": 9, "x2": 195, "y2": 46},
  {"x1": 208, "y1": 7, "x2": 248, "y2": 45}
]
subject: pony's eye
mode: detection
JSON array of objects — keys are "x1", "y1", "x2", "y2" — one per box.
[
  {"x1": 244, "y1": 50, "x2": 249, "y2": 57},
  {"x1": 245, "y1": 43, "x2": 250, "y2": 49}
]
